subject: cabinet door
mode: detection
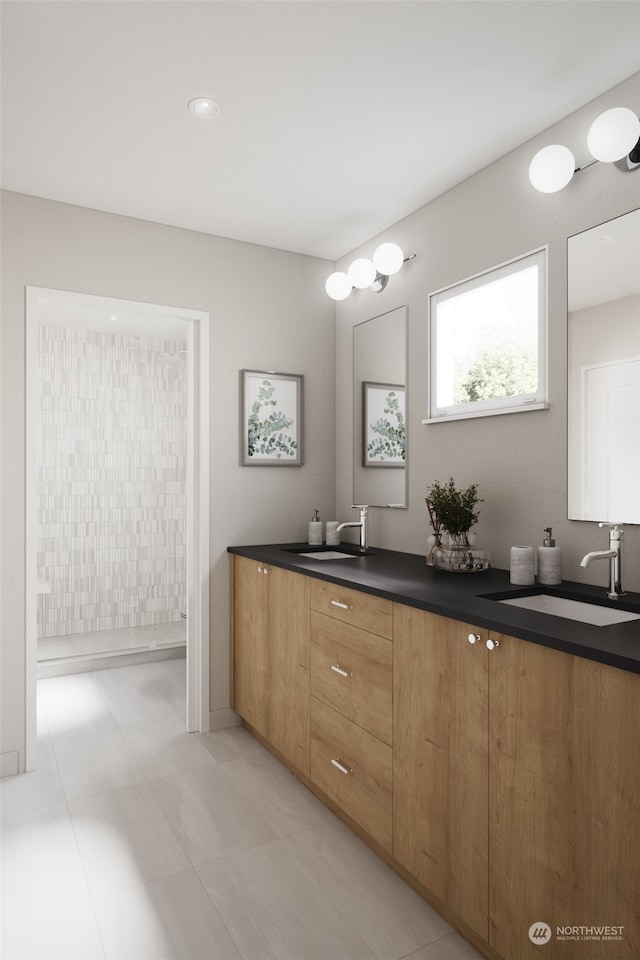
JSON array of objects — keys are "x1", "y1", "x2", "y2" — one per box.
[
  {"x1": 232, "y1": 555, "x2": 269, "y2": 737},
  {"x1": 490, "y1": 635, "x2": 640, "y2": 960},
  {"x1": 394, "y1": 605, "x2": 489, "y2": 939},
  {"x1": 268, "y1": 566, "x2": 310, "y2": 775}
]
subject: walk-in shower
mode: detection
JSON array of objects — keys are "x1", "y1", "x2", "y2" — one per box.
[
  {"x1": 36, "y1": 325, "x2": 188, "y2": 676},
  {"x1": 158, "y1": 349, "x2": 187, "y2": 368}
]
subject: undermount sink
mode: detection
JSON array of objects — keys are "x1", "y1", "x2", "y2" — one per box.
[
  {"x1": 493, "y1": 592, "x2": 640, "y2": 627},
  {"x1": 296, "y1": 550, "x2": 361, "y2": 561},
  {"x1": 287, "y1": 546, "x2": 371, "y2": 561}
]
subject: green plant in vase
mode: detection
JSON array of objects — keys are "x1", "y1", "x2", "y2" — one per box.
[{"x1": 425, "y1": 477, "x2": 486, "y2": 571}]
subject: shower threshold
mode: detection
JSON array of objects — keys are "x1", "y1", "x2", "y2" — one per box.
[
  {"x1": 37, "y1": 622, "x2": 186, "y2": 678},
  {"x1": 37, "y1": 641, "x2": 185, "y2": 679}
]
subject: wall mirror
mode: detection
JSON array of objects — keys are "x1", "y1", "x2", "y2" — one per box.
[
  {"x1": 568, "y1": 209, "x2": 640, "y2": 523},
  {"x1": 353, "y1": 305, "x2": 407, "y2": 508}
]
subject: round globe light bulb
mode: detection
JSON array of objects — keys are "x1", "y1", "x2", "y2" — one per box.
[
  {"x1": 373, "y1": 242, "x2": 404, "y2": 276},
  {"x1": 347, "y1": 258, "x2": 377, "y2": 289},
  {"x1": 325, "y1": 272, "x2": 352, "y2": 301},
  {"x1": 528, "y1": 144, "x2": 575, "y2": 193},
  {"x1": 587, "y1": 107, "x2": 640, "y2": 163}
]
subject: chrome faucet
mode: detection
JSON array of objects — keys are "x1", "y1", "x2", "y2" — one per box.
[
  {"x1": 580, "y1": 523, "x2": 626, "y2": 599},
  {"x1": 336, "y1": 504, "x2": 369, "y2": 551}
]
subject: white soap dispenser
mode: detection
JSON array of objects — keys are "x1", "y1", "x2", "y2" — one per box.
[
  {"x1": 537, "y1": 527, "x2": 562, "y2": 585},
  {"x1": 308, "y1": 509, "x2": 323, "y2": 546}
]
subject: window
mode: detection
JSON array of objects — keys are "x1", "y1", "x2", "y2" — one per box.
[{"x1": 426, "y1": 248, "x2": 548, "y2": 422}]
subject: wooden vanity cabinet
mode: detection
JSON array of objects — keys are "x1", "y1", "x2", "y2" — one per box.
[
  {"x1": 393, "y1": 605, "x2": 490, "y2": 941},
  {"x1": 232, "y1": 557, "x2": 640, "y2": 960},
  {"x1": 232, "y1": 554, "x2": 270, "y2": 737},
  {"x1": 489, "y1": 634, "x2": 640, "y2": 960},
  {"x1": 309, "y1": 579, "x2": 394, "y2": 851},
  {"x1": 232, "y1": 555, "x2": 310, "y2": 775},
  {"x1": 393, "y1": 603, "x2": 640, "y2": 959}
]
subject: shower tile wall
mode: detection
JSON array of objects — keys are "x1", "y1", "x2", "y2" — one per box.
[{"x1": 38, "y1": 327, "x2": 187, "y2": 639}]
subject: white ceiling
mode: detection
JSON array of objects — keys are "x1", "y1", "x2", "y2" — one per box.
[{"x1": 2, "y1": 1, "x2": 639, "y2": 261}]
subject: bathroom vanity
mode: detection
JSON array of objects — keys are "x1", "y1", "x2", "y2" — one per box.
[{"x1": 228, "y1": 543, "x2": 639, "y2": 960}]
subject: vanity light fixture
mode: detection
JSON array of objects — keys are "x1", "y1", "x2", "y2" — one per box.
[
  {"x1": 187, "y1": 97, "x2": 222, "y2": 119},
  {"x1": 529, "y1": 106, "x2": 640, "y2": 193},
  {"x1": 325, "y1": 243, "x2": 415, "y2": 300}
]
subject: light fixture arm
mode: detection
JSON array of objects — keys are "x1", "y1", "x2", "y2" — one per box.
[
  {"x1": 574, "y1": 157, "x2": 598, "y2": 175},
  {"x1": 371, "y1": 253, "x2": 416, "y2": 293}
]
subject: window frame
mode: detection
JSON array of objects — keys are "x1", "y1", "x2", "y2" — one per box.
[{"x1": 424, "y1": 246, "x2": 549, "y2": 423}]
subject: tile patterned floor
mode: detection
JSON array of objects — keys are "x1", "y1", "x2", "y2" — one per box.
[{"x1": 1, "y1": 660, "x2": 484, "y2": 960}]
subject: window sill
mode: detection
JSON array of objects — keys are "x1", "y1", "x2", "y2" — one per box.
[{"x1": 422, "y1": 401, "x2": 550, "y2": 424}]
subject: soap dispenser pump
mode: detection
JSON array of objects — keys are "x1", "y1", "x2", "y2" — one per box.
[
  {"x1": 308, "y1": 509, "x2": 323, "y2": 546},
  {"x1": 537, "y1": 526, "x2": 562, "y2": 585}
]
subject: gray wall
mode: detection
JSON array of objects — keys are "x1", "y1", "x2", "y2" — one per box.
[
  {"x1": 0, "y1": 193, "x2": 335, "y2": 771},
  {"x1": 335, "y1": 73, "x2": 640, "y2": 590}
]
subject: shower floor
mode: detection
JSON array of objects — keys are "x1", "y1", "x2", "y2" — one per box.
[{"x1": 37, "y1": 621, "x2": 186, "y2": 678}]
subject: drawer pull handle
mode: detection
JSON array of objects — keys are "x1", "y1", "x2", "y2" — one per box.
[
  {"x1": 330, "y1": 664, "x2": 352, "y2": 678},
  {"x1": 330, "y1": 599, "x2": 353, "y2": 610},
  {"x1": 331, "y1": 758, "x2": 353, "y2": 776}
]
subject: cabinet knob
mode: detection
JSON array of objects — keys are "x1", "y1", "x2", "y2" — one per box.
[
  {"x1": 330, "y1": 758, "x2": 353, "y2": 776},
  {"x1": 257, "y1": 566, "x2": 270, "y2": 575},
  {"x1": 468, "y1": 633, "x2": 480, "y2": 645},
  {"x1": 486, "y1": 637, "x2": 500, "y2": 651}
]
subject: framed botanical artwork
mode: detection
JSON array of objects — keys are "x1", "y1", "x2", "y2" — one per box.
[
  {"x1": 363, "y1": 381, "x2": 406, "y2": 467},
  {"x1": 240, "y1": 370, "x2": 304, "y2": 466}
]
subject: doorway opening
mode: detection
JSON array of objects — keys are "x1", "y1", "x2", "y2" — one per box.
[{"x1": 25, "y1": 289, "x2": 210, "y2": 769}]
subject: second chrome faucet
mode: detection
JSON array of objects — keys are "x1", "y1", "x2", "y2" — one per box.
[{"x1": 580, "y1": 522, "x2": 626, "y2": 598}]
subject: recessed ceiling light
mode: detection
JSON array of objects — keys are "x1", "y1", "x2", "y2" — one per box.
[{"x1": 188, "y1": 98, "x2": 222, "y2": 120}]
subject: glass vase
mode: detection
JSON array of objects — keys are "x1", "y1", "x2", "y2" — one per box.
[{"x1": 431, "y1": 533, "x2": 491, "y2": 573}]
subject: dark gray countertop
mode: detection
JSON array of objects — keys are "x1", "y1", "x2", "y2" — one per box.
[{"x1": 228, "y1": 542, "x2": 640, "y2": 674}]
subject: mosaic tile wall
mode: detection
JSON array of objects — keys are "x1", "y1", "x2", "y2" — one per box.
[{"x1": 38, "y1": 327, "x2": 187, "y2": 638}]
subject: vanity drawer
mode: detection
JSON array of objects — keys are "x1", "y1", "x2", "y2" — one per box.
[
  {"x1": 310, "y1": 579, "x2": 393, "y2": 639},
  {"x1": 310, "y1": 696, "x2": 393, "y2": 851},
  {"x1": 310, "y1": 610, "x2": 392, "y2": 745}
]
